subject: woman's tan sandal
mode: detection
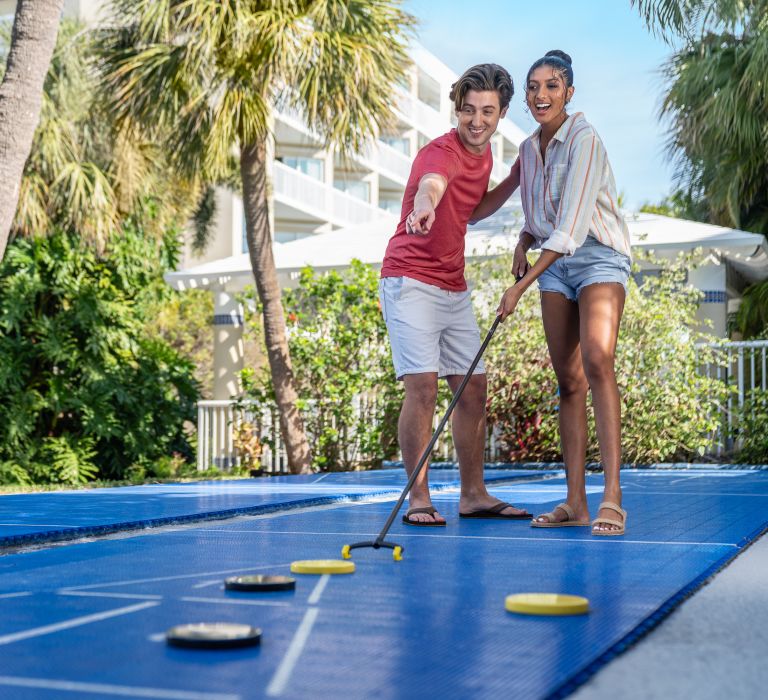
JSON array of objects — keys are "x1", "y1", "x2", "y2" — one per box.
[
  {"x1": 531, "y1": 502, "x2": 590, "y2": 528},
  {"x1": 591, "y1": 501, "x2": 627, "y2": 536}
]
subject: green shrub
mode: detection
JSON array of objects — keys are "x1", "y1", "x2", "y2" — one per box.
[
  {"x1": 242, "y1": 252, "x2": 729, "y2": 468},
  {"x1": 470, "y1": 249, "x2": 728, "y2": 463},
  {"x1": 242, "y1": 260, "x2": 402, "y2": 470},
  {"x1": 734, "y1": 389, "x2": 768, "y2": 464},
  {"x1": 0, "y1": 225, "x2": 199, "y2": 484}
]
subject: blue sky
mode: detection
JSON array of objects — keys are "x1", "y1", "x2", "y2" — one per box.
[{"x1": 405, "y1": 0, "x2": 678, "y2": 209}]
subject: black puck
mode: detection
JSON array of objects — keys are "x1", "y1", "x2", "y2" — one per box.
[
  {"x1": 224, "y1": 575, "x2": 296, "y2": 592},
  {"x1": 166, "y1": 622, "x2": 262, "y2": 649}
]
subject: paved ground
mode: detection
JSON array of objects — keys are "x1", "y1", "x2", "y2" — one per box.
[{"x1": 572, "y1": 530, "x2": 768, "y2": 700}]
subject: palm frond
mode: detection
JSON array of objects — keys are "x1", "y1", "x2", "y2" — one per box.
[
  {"x1": 657, "y1": 11, "x2": 768, "y2": 233},
  {"x1": 631, "y1": 0, "x2": 758, "y2": 41},
  {"x1": 50, "y1": 161, "x2": 119, "y2": 251}
]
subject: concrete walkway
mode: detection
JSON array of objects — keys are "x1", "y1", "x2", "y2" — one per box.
[{"x1": 573, "y1": 531, "x2": 768, "y2": 699}]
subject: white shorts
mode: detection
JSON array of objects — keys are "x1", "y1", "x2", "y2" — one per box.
[{"x1": 379, "y1": 276, "x2": 485, "y2": 380}]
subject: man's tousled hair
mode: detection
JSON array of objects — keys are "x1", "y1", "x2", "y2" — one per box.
[{"x1": 449, "y1": 63, "x2": 514, "y2": 111}]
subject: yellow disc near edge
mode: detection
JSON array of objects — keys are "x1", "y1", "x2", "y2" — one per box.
[
  {"x1": 290, "y1": 560, "x2": 355, "y2": 575},
  {"x1": 505, "y1": 593, "x2": 590, "y2": 616}
]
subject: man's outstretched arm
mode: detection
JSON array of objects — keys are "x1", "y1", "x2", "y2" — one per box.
[{"x1": 406, "y1": 173, "x2": 448, "y2": 235}]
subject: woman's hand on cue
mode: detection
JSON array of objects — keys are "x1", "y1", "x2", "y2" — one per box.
[
  {"x1": 497, "y1": 283, "x2": 523, "y2": 322},
  {"x1": 512, "y1": 242, "x2": 530, "y2": 279}
]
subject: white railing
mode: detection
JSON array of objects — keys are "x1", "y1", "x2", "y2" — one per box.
[
  {"x1": 368, "y1": 141, "x2": 411, "y2": 182},
  {"x1": 696, "y1": 339, "x2": 768, "y2": 455},
  {"x1": 395, "y1": 92, "x2": 445, "y2": 139},
  {"x1": 196, "y1": 400, "x2": 289, "y2": 474},
  {"x1": 274, "y1": 102, "x2": 409, "y2": 184},
  {"x1": 196, "y1": 397, "x2": 502, "y2": 474},
  {"x1": 198, "y1": 341, "x2": 768, "y2": 470},
  {"x1": 272, "y1": 161, "x2": 389, "y2": 227}
]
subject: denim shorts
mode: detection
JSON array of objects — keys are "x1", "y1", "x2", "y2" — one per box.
[
  {"x1": 379, "y1": 276, "x2": 485, "y2": 380},
  {"x1": 537, "y1": 236, "x2": 631, "y2": 301}
]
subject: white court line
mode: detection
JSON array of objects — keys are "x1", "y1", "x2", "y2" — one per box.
[
  {"x1": 180, "y1": 596, "x2": 289, "y2": 608},
  {"x1": 57, "y1": 591, "x2": 163, "y2": 601},
  {"x1": 307, "y1": 575, "x2": 330, "y2": 605},
  {"x1": 266, "y1": 608, "x2": 320, "y2": 697},
  {"x1": 0, "y1": 601, "x2": 158, "y2": 646},
  {"x1": 192, "y1": 580, "x2": 223, "y2": 589},
  {"x1": 0, "y1": 592, "x2": 32, "y2": 600},
  {"x1": 62, "y1": 564, "x2": 290, "y2": 591},
  {"x1": 204, "y1": 529, "x2": 738, "y2": 548},
  {"x1": 0, "y1": 675, "x2": 238, "y2": 700}
]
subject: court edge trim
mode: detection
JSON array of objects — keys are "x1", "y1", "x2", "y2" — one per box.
[
  {"x1": 544, "y1": 519, "x2": 768, "y2": 700},
  {"x1": 0, "y1": 473, "x2": 544, "y2": 551}
]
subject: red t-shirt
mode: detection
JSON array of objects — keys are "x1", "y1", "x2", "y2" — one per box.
[{"x1": 380, "y1": 129, "x2": 492, "y2": 291}]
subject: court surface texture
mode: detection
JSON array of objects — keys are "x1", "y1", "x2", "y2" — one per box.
[{"x1": 0, "y1": 466, "x2": 765, "y2": 700}]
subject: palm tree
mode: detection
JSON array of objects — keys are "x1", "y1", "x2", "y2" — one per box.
[
  {"x1": 632, "y1": 0, "x2": 768, "y2": 336},
  {"x1": 97, "y1": 1, "x2": 415, "y2": 472},
  {"x1": 0, "y1": 0, "x2": 65, "y2": 261},
  {"x1": 1, "y1": 18, "x2": 205, "y2": 252}
]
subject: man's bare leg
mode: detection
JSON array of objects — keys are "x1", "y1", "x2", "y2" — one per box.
[
  {"x1": 448, "y1": 373, "x2": 530, "y2": 517},
  {"x1": 400, "y1": 372, "x2": 445, "y2": 524}
]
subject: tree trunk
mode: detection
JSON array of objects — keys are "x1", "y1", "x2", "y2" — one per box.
[
  {"x1": 240, "y1": 140, "x2": 312, "y2": 474},
  {"x1": 0, "y1": 0, "x2": 64, "y2": 260}
]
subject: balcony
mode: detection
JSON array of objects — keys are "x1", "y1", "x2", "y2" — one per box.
[
  {"x1": 272, "y1": 161, "x2": 393, "y2": 228},
  {"x1": 394, "y1": 91, "x2": 445, "y2": 140}
]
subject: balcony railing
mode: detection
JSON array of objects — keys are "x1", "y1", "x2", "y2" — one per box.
[
  {"x1": 366, "y1": 141, "x2": 411, "y2": 182},
  {"x1": 272, "y1": 161, "x2": 390, "y2": 227},
  {"x1": 274, "y1": 101, "x2": 410, "y2": 184},
  {"x1": 394, "y1": 91, "x2": 445, "y2": 139}
]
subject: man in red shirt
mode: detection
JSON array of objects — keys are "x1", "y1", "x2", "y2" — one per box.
[{"x1": 380, "y1": 64, "x2": 530, "y2": 525}]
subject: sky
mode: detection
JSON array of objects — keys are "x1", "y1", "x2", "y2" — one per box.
[{"x1": 405, "y1": 0, "x2": 678, "y2": 210}]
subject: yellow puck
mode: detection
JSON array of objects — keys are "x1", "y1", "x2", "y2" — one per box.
[
  {"x1": 505, "y1": 593, "x2": 590, "y2": 616},
  {"x1": 290, "y1": 560, "x2": 355, "y2": 575}
]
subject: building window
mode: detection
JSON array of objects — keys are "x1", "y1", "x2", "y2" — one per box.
[
  {"x1": 334, "y1": 178, "x2": 371, "y2": 202},
  {"x1": 379, "y1": 199, "x2": 402, "y2": 215},
  {"x1": 275, "y1": 231, "x2": 313, "y2": 243},
  {"x1": 279, "y1": 156, "x2": 325, "y2": 181},
  {"x1": 380, "y1": 136, "x2": 410, "y2": 156}
]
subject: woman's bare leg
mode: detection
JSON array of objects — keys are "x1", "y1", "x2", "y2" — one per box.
[
  {"x1": 534, "y1": 292, "x2": 591, "y2": 524},
  {"x1": 578, "y1": 283, "x2": 626, "y2": 532}
]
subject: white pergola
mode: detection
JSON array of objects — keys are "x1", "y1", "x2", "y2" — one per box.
[{"x1": 166, "y1": 209, "x2": 768, "y2": 398}]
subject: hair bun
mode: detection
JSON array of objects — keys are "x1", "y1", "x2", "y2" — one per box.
[{"x1": 545, "y1": 50, "x2": 572, "y2": 66}]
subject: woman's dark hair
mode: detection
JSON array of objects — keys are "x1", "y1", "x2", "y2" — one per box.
[
  {"x1": 525, "y1": 50, "x2": 574, "y2": 88},
  {"x1": 450, "y1": 63, "x2": 514, "y2": 111}
]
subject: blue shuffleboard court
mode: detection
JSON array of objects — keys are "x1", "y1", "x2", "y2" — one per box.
[
  {"x1": 0, "y1": 468, "x2": 551, "y2": 548},
  {"x1": 0, "y1": 467, "x2": 766, "y2": 699}
]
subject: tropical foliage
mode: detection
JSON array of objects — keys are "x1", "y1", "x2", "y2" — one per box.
[
  {"x1": 0, "y1": 223, "x2": 199, "y2": 485},
  {"x1": 241, "y1": 255, "x2": 729, "y2": 469},
  {"x1": 241, "y1": 261, "x2": 402, "y2": 470},
  {"x1": 0, "y1": 18, "x2": 204, "y2": 252},
  {"x1": 474, "y1": 250, "x2": 729, "y2": 463},
  {"x1": 632, "y1": 0, "x2": 768, "y2": 337},
  {"x1": 734, "y1": 389, "x2": 768, "y2": 463},
  {"x1": 96, "y1": 0, "x2": 416, "y2": 472}
]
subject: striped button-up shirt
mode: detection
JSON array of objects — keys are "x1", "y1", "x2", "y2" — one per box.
[{"x1": 519, "y1": 112, "x2": 631, "y2": 259}]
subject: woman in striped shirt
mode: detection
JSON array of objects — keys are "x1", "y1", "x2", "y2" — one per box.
[{"x1": 496, "y1": 50, "x2": 631, "y2": 535}]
